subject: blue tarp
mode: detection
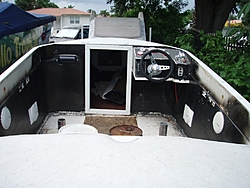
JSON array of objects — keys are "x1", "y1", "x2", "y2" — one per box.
[{"x1": 0, "y1": 2, "x2": 56, "y2": 39}]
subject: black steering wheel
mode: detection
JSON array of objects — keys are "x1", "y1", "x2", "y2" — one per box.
[{"x1": 139, "y1": 49, "x2": 175, "y2": 83}]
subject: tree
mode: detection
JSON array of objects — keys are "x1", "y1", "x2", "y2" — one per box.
[
  {"x1": 239, "y1": 1, "x2": 250, "y2": 26},
  {"x1": 99, "y1": 10, "x2": 110, "y2": 17},
  {"x1": 15, "y1": 0, "x2": 36, "y2": 10},
  {"x1": 15, "y1": 0, "x2": 58, "y2": 11},
  {"x1": 195, "y1": 0, "x2": 237, "y2": 33},
  {"x1": 106, "y1": 0, "x2": 130, "y2": 16},
  {"x1": 107, "y1": 0, "x2": 188, "y2": 16},
  {"x1": 67, "y1": 5, "x2": 74, "y2": 8},
  {"x1": 36, "y1": 0, "x2": 58, "y2": 8},
  {"x1": 176, "y1": 1, "x2": 250, "y2": 101},
  {"x1": 228, "y1": 13, "x2": 237, "y2": 21},
  {"x1": 106, "y1": 0, "x2": 188, "y2": 44},
  {"x1": 238, "y1": 0, "x2": 250, "y2": 9},
  {"x1": 224, "y1": 2, "x2": 250, "y2": 46}
]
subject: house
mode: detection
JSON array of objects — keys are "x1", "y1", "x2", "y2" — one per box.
[
  {"x1": 28, "y1": 8, "x2": 90, "y2": 35},
  {"x1": 224, "y1": 20, "x2": 243, "y2": 27}
]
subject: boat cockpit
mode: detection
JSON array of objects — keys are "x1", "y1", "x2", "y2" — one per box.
[
  {"x1": 0, "y1": 37, "x2": 249, "y2": 144},
  {"x1": 0, "y1": 12, "x2": 250, "y2": 187}
]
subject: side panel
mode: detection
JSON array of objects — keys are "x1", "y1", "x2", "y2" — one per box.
[
  {"x1": 173, "y1": 83, "x2": 249, "y2": 144},
  {"x1": 43, "y1": 44, "x2": 84, "y2": 112},
  {"x1": 131, "y1": 79, "x2": 175, "y2": 114},
  {"x1": 183, "y1": 50, "x2": 250, "y2": 143},
  {"x1": 0, "y1": 50, "x2": 47, "y2": 135}
]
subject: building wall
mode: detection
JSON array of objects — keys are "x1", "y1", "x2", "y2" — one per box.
[
  {"x1": 62, "y1": 15, "x2": 90, "y2": 26},
  {"x1": 52, "y1": 14, "x2": 90, "y2": 36}
]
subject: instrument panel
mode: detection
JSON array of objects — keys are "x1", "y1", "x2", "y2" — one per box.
[{"x1": 133, "y1": 47, "x2": 192, "y2": 82}]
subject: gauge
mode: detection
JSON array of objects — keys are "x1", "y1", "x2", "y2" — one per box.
[
  {"x1": 137, "y1": 51, "x2": 144, "y2": 56},
  {"x1": 140, "y1": 47, "x2": 146, "y2": 52}
]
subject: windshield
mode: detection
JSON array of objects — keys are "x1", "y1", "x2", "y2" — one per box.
[{"x1": 54, "y1": 29, "x2": 79, "y2": 39}]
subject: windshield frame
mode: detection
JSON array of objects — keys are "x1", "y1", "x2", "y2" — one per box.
[{"x1": 54, "y1": 28, "x2": 80, "y2": 39}]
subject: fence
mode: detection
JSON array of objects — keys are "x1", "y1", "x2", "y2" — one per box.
[
  {"x1": 225, "y1": 36, "x2": 249, "y2": 52},
  {"x1": 191, "y1": 29, "x2": 249, "y2": 53}
]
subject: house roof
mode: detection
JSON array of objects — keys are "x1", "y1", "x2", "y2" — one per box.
[{"x1": 28, "y1": 8, "x2": 90, "y2": 17}]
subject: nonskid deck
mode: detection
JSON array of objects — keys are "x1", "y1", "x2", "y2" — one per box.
[{"x1": 38, "y1": 112, "x2": 186, "y2": 137}]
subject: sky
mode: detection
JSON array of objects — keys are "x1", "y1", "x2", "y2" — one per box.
[
  {"x1": 7, "y1": 0, "x2": 194, "y2": 14},
  {"x1": 51, "y1": 0, "x2": 111, "y2": 13},
  {"x1": 52, "y1": 0, "x2": 195, "y2": 13}
]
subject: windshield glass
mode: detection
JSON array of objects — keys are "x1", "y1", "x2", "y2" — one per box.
[{"x1": 55, "y1": 29, "x2": 79, "y2": 39}]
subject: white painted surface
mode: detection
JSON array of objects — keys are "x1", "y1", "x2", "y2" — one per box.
[
  {"x1": 0, "y1": 106, "x2": 11, "y2": 129},
  {"x1": 39, "y1": 114, "x2": 184, "y2": 137},
  {"x1": 39, "y1": 114, "x2": 85, "y2": 134},
  {"x1": 59, "y1": 124, "x2": 98, "y2": 134},
  {"x1": 28, "y1": 101, "x2": 39, "y2": 125},
  {"x1": 85, "y1": 44, "x2": 133, "y2": 115},
  {"x1": 183, "y1": 104, "x2": 194, "y2": 127},
  {"x1": 0, "y1": 134, "x2": 249, "y2": 187},
  {"x1": 183, "y1": 49, "x2": 250, "y2": 112},
  {"x1": 213, "y1": 111, "x2": 224, "y2": 134},
  {"x1": 0, "y1": 52, "x2": 33, "y2": 103}
]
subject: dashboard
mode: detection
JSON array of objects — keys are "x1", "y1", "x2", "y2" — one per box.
[{"x1": 133, "y1": 47, "x2": 193, "y2": 83}]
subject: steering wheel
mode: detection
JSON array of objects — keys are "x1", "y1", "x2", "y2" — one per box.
[{"x1": 139, "y1": 49, "x2": 174, "y2": 83}]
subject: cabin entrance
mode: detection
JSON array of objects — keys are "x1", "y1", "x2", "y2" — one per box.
[{"x1": 85, "y1": 45, "x2": 132, "y2": 115}]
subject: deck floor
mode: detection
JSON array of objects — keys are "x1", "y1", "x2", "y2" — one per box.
[{"x1": 38, "y1": 112, "x2": 186, "y2": 137}]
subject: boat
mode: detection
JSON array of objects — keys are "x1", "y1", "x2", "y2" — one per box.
[
  {"x1": 49, "y1": 24, "x2": 90, "y2": 43},
  {"x1": 0, "y1": 2, "x2": 55, "y2": 73},
  {"x1": 0, "y1": 11, "x2": 249, "y2": 187}
]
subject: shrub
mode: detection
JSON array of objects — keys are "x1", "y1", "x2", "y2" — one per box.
[{"x1": 175, "y1": 32, "x2": 250, "y2": 101}]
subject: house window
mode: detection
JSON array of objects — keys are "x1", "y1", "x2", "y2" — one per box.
[{"x1": 70, "y1": 17, "x2": 80, "y2": 24}]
